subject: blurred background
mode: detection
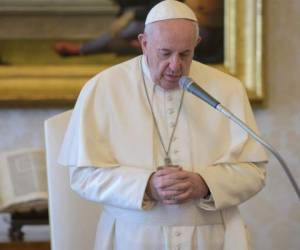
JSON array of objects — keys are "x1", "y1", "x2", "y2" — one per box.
[{"x1": 0, "y1": 0, "x2": 299, "y2": 249}]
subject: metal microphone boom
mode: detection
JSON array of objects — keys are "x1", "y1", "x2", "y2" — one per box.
[{"x1": 180, "y1": 76, "x2": 300, "y2": 201}]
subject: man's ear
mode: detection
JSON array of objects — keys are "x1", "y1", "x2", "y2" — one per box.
[{"x1": 138, "y1": 33, "x2": 147, "y2": 53}]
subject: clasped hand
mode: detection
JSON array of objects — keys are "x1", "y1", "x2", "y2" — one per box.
[{"x1": 146, "y1": 165, "x2": 209, "y2": 204}]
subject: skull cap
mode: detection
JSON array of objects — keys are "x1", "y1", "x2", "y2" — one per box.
[{"x1": 145, "y1": 0, "x2": 197, "y2": 25}]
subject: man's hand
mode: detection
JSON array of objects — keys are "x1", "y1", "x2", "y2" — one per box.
[{"x1": 146, "y1": 166, "x2": 209, "y2": 204}]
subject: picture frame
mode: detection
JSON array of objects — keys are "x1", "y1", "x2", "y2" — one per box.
[{"x1": 0, "y1": 0, "x2": 264, "y2": 107}]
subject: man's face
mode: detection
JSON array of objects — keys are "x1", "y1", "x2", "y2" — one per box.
[{"x1": 139, "y1": 19, "x2": 199, "y2": 90}]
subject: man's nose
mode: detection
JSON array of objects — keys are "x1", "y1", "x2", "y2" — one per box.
[{"x1": 168, "y1": 55, "x2": 181, "y2": 72}]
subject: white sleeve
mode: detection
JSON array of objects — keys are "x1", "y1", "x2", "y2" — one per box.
[
  {"x1": 69, "y1": 166, "x2": 155, "y2": 210},
  {"x1": 197, "y1": 162, "x2": 266, "y2": 210}
]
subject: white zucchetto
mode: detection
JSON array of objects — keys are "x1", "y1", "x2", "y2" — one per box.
[{"x1": 145, "y1": 0, "x2": 197, "y2": 25}]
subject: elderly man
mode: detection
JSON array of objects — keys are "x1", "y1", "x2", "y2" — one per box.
[{"x1": 59, "y1": 1, "x2": 267, "y2": 249}]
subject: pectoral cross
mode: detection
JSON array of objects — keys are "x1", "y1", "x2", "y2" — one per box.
[{"x1": 164, "y1": 156, "x2": 172, "y2": 166}]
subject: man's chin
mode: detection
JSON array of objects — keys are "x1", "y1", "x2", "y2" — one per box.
[
  {"x1": 160, "y1": 80, "x2": 180, "y2": 90},
  {"x1": 165, "y1": 75, "x2": 181, "y2": 82}
]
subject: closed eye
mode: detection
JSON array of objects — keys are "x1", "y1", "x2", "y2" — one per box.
[
  {"x1": 180, "y1": 51, "x2": 192, "y2": 58},
  {"x1": 158, "y1": 49, "x2": 172, "y2": 58}
]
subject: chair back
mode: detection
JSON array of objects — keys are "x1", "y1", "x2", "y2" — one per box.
[{"x1": 44, "y1": 110, "x2": 101, "y2": 250}]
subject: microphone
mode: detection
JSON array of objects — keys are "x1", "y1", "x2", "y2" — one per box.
[
  {"x1": 179, "y1": 76, "x2": 220, "y2": 109},
  {"x1": 179, "y1": 76, "x2": 300, "y2": 201}
]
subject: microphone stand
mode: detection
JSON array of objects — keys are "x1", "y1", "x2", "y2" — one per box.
[
  {"x1": 179, "y1": 76, "x2": 299, "y2": 200},
  {"x1": 216, "y1": 104, "x2": 300, "y2": 201}
]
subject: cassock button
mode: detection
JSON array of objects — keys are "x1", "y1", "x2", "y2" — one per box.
[
  {"x1": 175, "y1": 244, "x2": 181, "y2": 250},
  {"x1": 168, "y1": 108, "x2": 174, "y2": 115},
  {"x1": 167, "y1": 95, "x2": 173, "y2": 101},
  {"x1": 175, "y1": 231, "x2": 181, "y2": 236},
  {"x1": 174, "y1": 149, "x2": 179, "y2": 154}
]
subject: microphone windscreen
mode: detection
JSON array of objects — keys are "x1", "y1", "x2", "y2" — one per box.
[
  {"x1": 179, "y1": 76, "x2": 220, "y2": 108},
  {"x1": 179, "y1": 76, "x2": 193, "y2": 90}
]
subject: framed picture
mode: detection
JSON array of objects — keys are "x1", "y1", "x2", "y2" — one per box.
[{"x1": 0, "y1": 0, "x2": 264, "y2": 107}]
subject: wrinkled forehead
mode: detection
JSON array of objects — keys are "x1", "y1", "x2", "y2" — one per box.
[
  {"x1": 149, "y1": 18, "x2": 198, "y2": 28},
  {"x1": 145, "y1": 19, "x2": 199, "y2": 40}
]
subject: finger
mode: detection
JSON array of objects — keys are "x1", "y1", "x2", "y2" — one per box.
[
  {"x1": 171, "y1": 187, "x2": 194, "y2": 203},
  {"x1": 153, "y1": 174, "x2": 192, "y2": 190},
  {"x1": 157, "y1": 165, "x2": 182, "y2": 170},
  {"x1": 156, "y1": 189, "x2": 181, "y2": 200},
  {"x1": 158, "y1": 170, "x2": 190, "y2": 180},
  {"x1": 155, "y1": 166, "x2": 182, "y2": 176},
  {"x1": 161, "y1": 181, "x2": 191, "y2": 192}
]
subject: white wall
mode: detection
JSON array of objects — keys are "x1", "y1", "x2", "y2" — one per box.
[
  {"x1": 240, "y1": 1, "x2": 300, "y2": 249},
  {"x1": 0, "y1": 0, "x2": 299, "y2": 248}
]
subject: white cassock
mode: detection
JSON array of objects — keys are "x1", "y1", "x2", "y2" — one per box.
[{"x1": 59, "y1": 55, "x2": 268, "y2": 250}]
